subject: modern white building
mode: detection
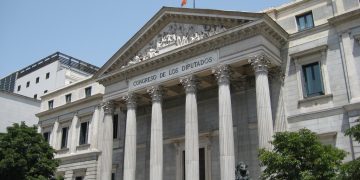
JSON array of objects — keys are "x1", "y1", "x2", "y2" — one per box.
[
  {"x1": 0, "y1": 52, "x2": 99, "y2": 100},
  {"x1": 37, "y1": 0, "x2": 360, "y2": 179},
  {"x1": 0, "y1": 90, "x2": 40, "y2": 132}
]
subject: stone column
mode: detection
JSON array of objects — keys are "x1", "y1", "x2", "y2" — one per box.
[
  {"x1": 147, "y1": 86, "x2": 164, "y2": 180},
  {"x1": 91, "y1": 105, "x2": 101, "y2": 149},
  {"x1": 69, "y1": 114, "x2": 79, "y2": 153},
  {"x1": 341, "y1": 32, "x2": 360, "y2": 103},
  {"x1": 212, "y1": 65, "x2": 235, "y2": 180},
  {"x1": 51, "y1": 120, "x2": 59, "y2": 149},
  {"x1": 249, "y1": 54, "x2": 274, "y2": 150},
  {"x1": 123, "y1": 93, "x2": 137, "y2": 180},
  {"x1": 180, "y1": 75, "x2": 199, "y2": 180},
  {"x1": 101, "y1": 101, "x2": 114, "y2": 180}
]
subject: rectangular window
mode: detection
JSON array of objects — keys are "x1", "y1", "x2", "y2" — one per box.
[
  {"x1": 34, "y1": 94, "x2": 37, "y2": 99},
  {"x1": 183, "y1": 148, "x2": 205, "y2": 180},
  {"x1": 26, "y1": 81, "x2": 30, "y2": 88},
  {"x1": 46, "y1": 72, "x2": 50, "y2": 79},
  {"x1": 65, "y1": 94, "x2": 72, "y2": 103},
  {"x1": 61, "y1": 127, "x2": 69, "y2": 149},
  {"x1": 43, "y1": 132, "x2": 50, "y2": 142},
  {"x1": 296, "y1": 12, "x2": 314, "y2": 31},
  {"x1": 85, "y1": 86, "x2": 92, "y2": 97},
  {"x1": 17, "y1": 85, "x2": 21, "y2": 91},
  {"x1": 113, "y1": 114, "x2": 118, "y2": 139},
  {"x1": 75, "y1": 177, "x2": 83, "y2": 180},
  {"x1": 48, "y1": 100, "x2": 54, "y2": 109},
  {"x1": 302, "y1": 62, "x2": 324, "y2": 97},
  {"x1": 36, "y1": 77, "x2": 39, "y2": 83},
  {"x1": 79, "y1": 122, "x2": 89, "y2": 145}
]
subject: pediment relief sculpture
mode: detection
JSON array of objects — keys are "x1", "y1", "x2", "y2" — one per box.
[{"x1": 123, "y1": 23, "x2": 226, "y2": 68}]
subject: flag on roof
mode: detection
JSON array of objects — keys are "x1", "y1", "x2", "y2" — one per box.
[{"x1": 181, "y1": 0, "x2": 187, "y2": 7}]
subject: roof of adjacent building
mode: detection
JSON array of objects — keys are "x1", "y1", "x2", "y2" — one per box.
[{"x1": 17, "y1": 52, "x2": 100, "y2": 78}]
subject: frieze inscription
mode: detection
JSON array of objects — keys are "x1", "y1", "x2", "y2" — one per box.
[{"x1": 129, "y1": 51, "x2": 218, "y2": 90}]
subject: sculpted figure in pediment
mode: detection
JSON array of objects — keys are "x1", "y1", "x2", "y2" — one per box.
[{"x1": 124, "y1": 23, "x2": 227, "y2": 67}]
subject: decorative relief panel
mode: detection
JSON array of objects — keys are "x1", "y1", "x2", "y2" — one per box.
[{"x1": 123, "y1": 23, "x2": 226, "y2": 67}]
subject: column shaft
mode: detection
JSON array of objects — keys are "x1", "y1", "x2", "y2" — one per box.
[
  {"x1": 213, "y1": 65, "x2": 235, "y2": 180},
  {"x1": 181, "y1": 76, "x2": 199, "y2": 180},
  {"x1": 91, "y1": 106, "x2": 100, "y2": 149},
  {"x1": 69, "y1": 115, "x2": 79, "y2": 153},
  {"x1": 249, "y1": 55, "x2": 274, "y2": 150},
  {"x1": 148, "y1": 86, "x2": 164, "y2": 180},
  {"x1": 123, "y1": 94, "x2": 137, "y2": 180},
  {"x1": 101, "y1": 101, "x2": 114, "y2": 180},
  {"x1": 51, "y1": 120, "x2": 59, "y2": 149}
]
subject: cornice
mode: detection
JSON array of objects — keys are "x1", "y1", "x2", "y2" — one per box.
[
  {"x1": 36, "y1": 93, "x2": 103, "y2": 117},
  {"x1": 289, "y1": 44, "x2": 328, "y2": 59},
  {"x1": 289, "y1": 23, "x2": 330, "y2": 40},
  {"x1": 328, "y1": 8, "x2": 360, "y2": 25},
  {"x1": 98, "y1": 19, "x2": 288, "y2": 86}
]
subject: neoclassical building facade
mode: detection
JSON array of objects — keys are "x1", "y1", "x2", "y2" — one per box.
[{"x1": 37, "y1": 0, "x2": 360, "y2": 179}]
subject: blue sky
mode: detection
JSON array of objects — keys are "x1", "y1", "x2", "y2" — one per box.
[{"x1": 0, "y1": 0, "x2": 289, "y2": 78}]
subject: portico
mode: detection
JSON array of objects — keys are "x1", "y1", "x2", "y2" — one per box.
[{"x1": 94, "y1": 7, "x2": 287, "y2": 180}]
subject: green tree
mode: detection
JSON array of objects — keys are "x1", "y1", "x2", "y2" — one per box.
[
  {"x1": 259, "y1": 128, "x2": 346, "y2": 180},
  {"x1": 0, "y1": 122, "x2": 59, "y2": 180},
  {"x1": 338, "y1": 118, "x2": 360, "y2": 179}
]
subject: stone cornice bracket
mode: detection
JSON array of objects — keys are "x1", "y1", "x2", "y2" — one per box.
[
  {"x1": 147, "y1": 86, "x2": 163, "y2": 103},
  {"x1": 248, "y1": 54, "x2": 271, "y2": 74},
  {"x1": 180, "y1": 75, "x2": 199, "y2": 94},
  {"x1": 212, "y1": 64, "x2": 231, "y2": 85},
  {"x1": 102, "y1": 101, "x2": 115, "y2": 115},
  {"x1": 122, "y1": 93, "x2": 137, "y2": 109}
]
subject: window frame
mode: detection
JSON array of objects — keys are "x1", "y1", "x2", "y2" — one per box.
[
  {"x1": 60, "y1": 126, "x2": 69, "y2": 149},
  {"x1": 48, "y1": 100, "x2": 54, "y2": 109},
  {"x1": 79, "y1": 121, "x2": 89, "y2": 145},
  {"x1": 85, "y1": 86, "x2": 92, "y2": 98},
  {"x1": 65, "y1": 94, "x2": 72, "y2": 104},
  {"x1": 36, "y1": 77, "x2": 40, "y2": 84},
  {"x1": 43, "y1": 131, "x2": 50, "y2": 143},
  {"x1": 296, "y1": 11, "x2": 314, "y2": 31},
  {"x1": 301, "y1": 62, "x2": 325, "y2": 97},
  {"x1": 291, "y1": 45, "x2": 330, "y2": 101}
]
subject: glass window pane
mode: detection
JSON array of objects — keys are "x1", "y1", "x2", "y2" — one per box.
[
  {"x1": 306, "y1": 14, "x2": 314, "y2": 28},
  {"x1": 303, "y1": 62, "x2": 324, "y2": 97},
  {"x1": 298, "y1": 17, "x2": 306, "y2": 30}
]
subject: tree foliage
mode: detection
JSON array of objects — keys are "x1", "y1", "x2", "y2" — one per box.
[
  {"x1": 0, "y1": 122, "x2": 59, "y2": 180},
  {"x1": 259, "y1": 129, "x2": 346, "y2": 180},
  {"x1": 339, "y1": 118, "x2": 360, "y2": 180}
]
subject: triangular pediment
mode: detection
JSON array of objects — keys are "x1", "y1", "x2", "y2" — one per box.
[
  {"x1": 127, "y1": 22, "x2": 227, "y2": 67},
  {"x1": 95, "y1": 7, "x2": 287, "y2": 83}
]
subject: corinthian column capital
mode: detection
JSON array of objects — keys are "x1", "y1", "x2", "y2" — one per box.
[
  {"x1": 180, "y1": 75, "x2": 198, "y2": 94},
  {"x1": 212, "y1": 64, "x2": 231, "y2": 85},
  {"x1": 248, "y1": 54, "x2": 271, "y2": 73},
  {"x1": 122, "y1": 93, "x2": 137, "y2": 109},
  {"x1": 102, "y1": 101, "x2": 115, "y2": 115},
  {"x1": 147, "y1": 86, "x2": 163, "y2": 102}
]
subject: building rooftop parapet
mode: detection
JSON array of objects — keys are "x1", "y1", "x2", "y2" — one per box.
[{"x1": 17, "y1": 52, "x2": 100, "y2": 78}]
